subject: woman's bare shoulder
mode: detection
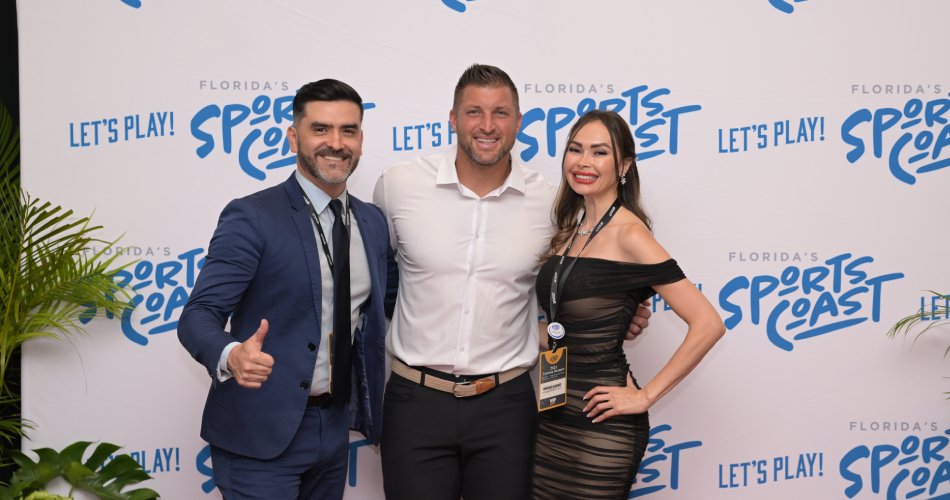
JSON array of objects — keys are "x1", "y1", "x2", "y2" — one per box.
[{"x1": 616, "y1": 219, "x2": 671, "y2": 265}]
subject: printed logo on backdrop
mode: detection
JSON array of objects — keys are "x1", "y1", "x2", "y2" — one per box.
[
  {"x1": 768, "y1": 0, "x2": 809, "y2": 14},
  {"x1": 519, "y1": 85, "x2": 700, "y2": 164},
  {"x1": 840, "y1": 427, "x2": 950, "y2": 499},
  {"x1": 719, "y1": 451, "x2": 824, "y2": 490},
  {"x1": 718, "y1": 117, "x2": 824, "y2": 154},
  {"x1": 69, "y1": 112, "x2": 174, "y2": 148},
  {"x1": 652, "y1": 284, "x2": 702, "y2": 314},
  {"x1": 99, "y1": 446, "x2": 181, "y2": 474},
  {"x1": 120, "y1": 0, "x2": 141, "y2": 8},
  {"x1": 630, "y1": 425, "x2": 702, "y2": 498},
  {"x1": 108, "y1": 445, "x2": 215, "y2": 494},
  {"x1": 841, "y1": 93, "x2": 950, "y2": 185},
  {"x1": 197, "y1": 445, "x2": 216, "y2": 494},
  {"x1": 393, "y1": 84, "x2": 701, "y2": 164},
  {"x1": 442, "y1": 0, "x2": 475, "y2": 13},
  {"x1": 80, "y1": 246, "x2": 205, "y2": 346},
  {"x1": 718, "y1": 252, "x2": 904, "y2": 352},
  {"x1": 191, "y1": 93, "x2": 375, "y2": 180}
]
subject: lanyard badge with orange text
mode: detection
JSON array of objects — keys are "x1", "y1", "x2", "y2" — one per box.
[
  {"x1": 538, "y1": 199, "x2": 622, "y2": 412},
  {"x1": 538, "y1": 347, "x2": 567, "y2": 410}
]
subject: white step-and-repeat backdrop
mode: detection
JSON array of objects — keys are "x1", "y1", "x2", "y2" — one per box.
[{"x1": 16, "y1": 0, "x2": 950, "y2": 498}]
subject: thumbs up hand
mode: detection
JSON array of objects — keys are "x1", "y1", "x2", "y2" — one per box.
[{"x1": 227, "y1": 319, "x2": 275, "y2": 389}]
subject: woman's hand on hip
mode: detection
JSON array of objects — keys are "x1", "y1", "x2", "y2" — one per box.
[{"x1": 583, "y1": 374, "x2": 650, "y2": 422}]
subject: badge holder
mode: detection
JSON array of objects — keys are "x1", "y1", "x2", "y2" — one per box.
[{"x1": 538, "y1": 346, "x2": 567, "y2": 411}]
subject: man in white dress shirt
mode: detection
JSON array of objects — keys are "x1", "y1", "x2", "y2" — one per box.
[{"x1": 373, "y1": 64, "x2": 651, "y2": 500}]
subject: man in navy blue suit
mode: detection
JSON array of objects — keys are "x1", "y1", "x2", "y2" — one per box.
[{"x1": 179, "y1": 79, "x2": 397, "y2": 500}]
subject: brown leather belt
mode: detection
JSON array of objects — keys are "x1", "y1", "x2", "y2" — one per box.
[
  {"x1": 391, "y1": 358, "x2": 528, "y2": 397},
  {"x1": 307, "y1": 393, "x2": 333, "y2": 408}
]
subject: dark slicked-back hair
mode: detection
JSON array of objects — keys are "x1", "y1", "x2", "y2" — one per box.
[
  {"x1": 453, "y1": 64, "x2": 520, "y2": 114},
  {"x1": 293, "y1": 79, "x2": 364, "y2": 124}
]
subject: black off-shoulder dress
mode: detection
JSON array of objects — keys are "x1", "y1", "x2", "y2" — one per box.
[{"x1": 530, "y1": 257, "x2": 686, "y2": 500}]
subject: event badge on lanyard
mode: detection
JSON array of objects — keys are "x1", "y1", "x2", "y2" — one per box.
[
  {"x1": 298, "y1": 182, "x2": 350, "y2": 394},
  {"x1": 538, "y1": 199, "x2": 622, "y2": 412}
]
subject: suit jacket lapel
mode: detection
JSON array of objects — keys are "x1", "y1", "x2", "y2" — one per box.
[{"x1": 286, "y1": 175, "x2": 325, "y2": 330}]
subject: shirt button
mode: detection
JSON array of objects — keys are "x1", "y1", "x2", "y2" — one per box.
[
  {"x1": 460, "y1": 346, "x2": 466, "y2": 352},
  {"x1": 308, "y1": 343, "x2": 316, "y2": 351},
  {"x1": 475, "y1": 234, "x2": 480, "y2": 239},
  {"x1": 300, "y1": 381, "x2": 309, "y2": 390},
  {"x1": 465, "y1": 309, "x2": 470, "y2": 314},
  {"x1": 469, "y1": 271, "x2": 475, "y2": 276}
]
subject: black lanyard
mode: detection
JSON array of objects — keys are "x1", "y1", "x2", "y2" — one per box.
[
  {"x1": 548, "y1": 199, "x2": 622, "y2": 349},
  {"x1": 298, "y1": 182, "x2": 350, "y2": 273}
]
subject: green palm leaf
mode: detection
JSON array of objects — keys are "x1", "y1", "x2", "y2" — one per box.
[
  {"x1": 0, "y1": 101, "x2": 135, "y2": 449},
  {"x1": 886, "y1": 291, "x2": 950, "y2": 350},
  {"x1": 0, "y1": 442, "x2": 158, "y2": 499}
]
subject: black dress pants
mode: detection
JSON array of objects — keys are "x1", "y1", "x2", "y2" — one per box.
[{"x1": 380, "y1": 369, "x2": 538, "y2": 500}]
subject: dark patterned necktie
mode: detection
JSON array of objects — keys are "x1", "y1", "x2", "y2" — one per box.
[{"x1": 328, "y1": 199, "x2": 351, "y2": 408}]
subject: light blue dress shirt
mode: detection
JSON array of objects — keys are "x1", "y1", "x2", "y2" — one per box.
[{"x1": 217, "y1": 170, "x2": 371, "y2": 395}]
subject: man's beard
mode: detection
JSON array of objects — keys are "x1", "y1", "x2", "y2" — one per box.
[
  {"x1": 458, "y1": 132, "x2": 516, "y2": 167},
  {"x1": 299, "y1": 147, "x2": 360, "y2": 185}
]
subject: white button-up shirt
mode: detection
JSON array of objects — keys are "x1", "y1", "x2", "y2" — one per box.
[{"x1": 373, "y1": 145, "x2": 557, "y2": 375}]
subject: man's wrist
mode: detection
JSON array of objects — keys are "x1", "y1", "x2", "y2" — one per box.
[{"x1": 218, "y1": 342, "x2": 241, "y2": 381}]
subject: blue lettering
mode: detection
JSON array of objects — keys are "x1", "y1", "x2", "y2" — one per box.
[
  {"x1": 871, "y1": 445, "x2": 899, "y2": 493},
  {"x1": 163, "y1": 286, "x2": 189, "y2": 322},
  {"x1": 124, "y1": 115, "x2": 134, "y2": 141},
  {"x1": 837, "y1": 287, "x2": 868, "y2": 315},
  {"x1": 222, "y1": 104, "x2": 250, "y2": 154},
  {"x1": 802, "y1": 266, "x2": 829, "y2": 294},
  {"x1": 825, "y1": 253, "x2": 851, "y2": 293},
  {"x1": 546, "y1": 107, "x2": 576, "y2": 157},
  {"x1": 662, "y1": 105, "x2": 701, "y2": 155},
  {"x1": 844, "y1": 256, "x2": 872, "y2": 284},
  {"x1": 719, "y1": 276, "x2": 749, "y2": 330},
  {"x1": 840, "y1": 446, "x2": 868, "y2": 498},
  {"x1": 620, "y1": 85, "x2": 648, "y2": 125},
  {"x1": 872, "y1": 108, "x2": 902, "y2": 158},
  {"x1": 809, "y1": 292, "x2": 839, "y2": 327},
  {"x1": 403, "y1": 126, "x2": 413, "y2": 151},
  {"x1": 663, "y1": 441, "x2": 702, "y2": 490},
  {"x1": 865, "y1": 273, "x2": 905, "y2": 322},
  {"x1": 517, "y1": 108, "x2": 545, "y2": 162},
  {"x1": 750, "y1": 275, "x2": 780, "y2": 324},
  {"x1": 766, "y1": 299, "x2": 793, "y2": 351},
  {"x1": 432, "y1": 122, "x2": 442, "y2": 147},
  {"x1": 191, "y1": 105, "x2": 220, "y2": 158},
  {"x1": 923, "y1": 436, "x2": 949, "y2": 463}
]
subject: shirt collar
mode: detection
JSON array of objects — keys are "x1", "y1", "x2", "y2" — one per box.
[
  {"x1": 435, "y1": 145, "x2": 527, "y2": 196},
  {"x1": 295, "y1": 169, "x2": 347, "y2": 214}
]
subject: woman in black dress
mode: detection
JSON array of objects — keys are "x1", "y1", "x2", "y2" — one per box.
[{"x1": 530, "y1": 110, "x2": 725, "y2": 500}]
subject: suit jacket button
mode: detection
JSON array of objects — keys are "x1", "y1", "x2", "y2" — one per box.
[
  {"x1": 308, "y1": 343, "x2": 316, "y2": 351},
  {"x1": 300, "y1": 381, "x2": 309, "y2": 390}
]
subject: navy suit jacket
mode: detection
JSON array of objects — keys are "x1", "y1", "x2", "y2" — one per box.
[{"x1": 179, "y1": 173, "x2": 397, "y2": 460}]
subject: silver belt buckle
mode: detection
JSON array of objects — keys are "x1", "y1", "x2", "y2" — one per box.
[{"x1": 452, "y1": 380, "x2": 472, "y2": 397}]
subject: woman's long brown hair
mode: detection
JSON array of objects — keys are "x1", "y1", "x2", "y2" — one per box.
[{"x1": 541, "y1": 109, "x2": 652, "y2": 263}]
